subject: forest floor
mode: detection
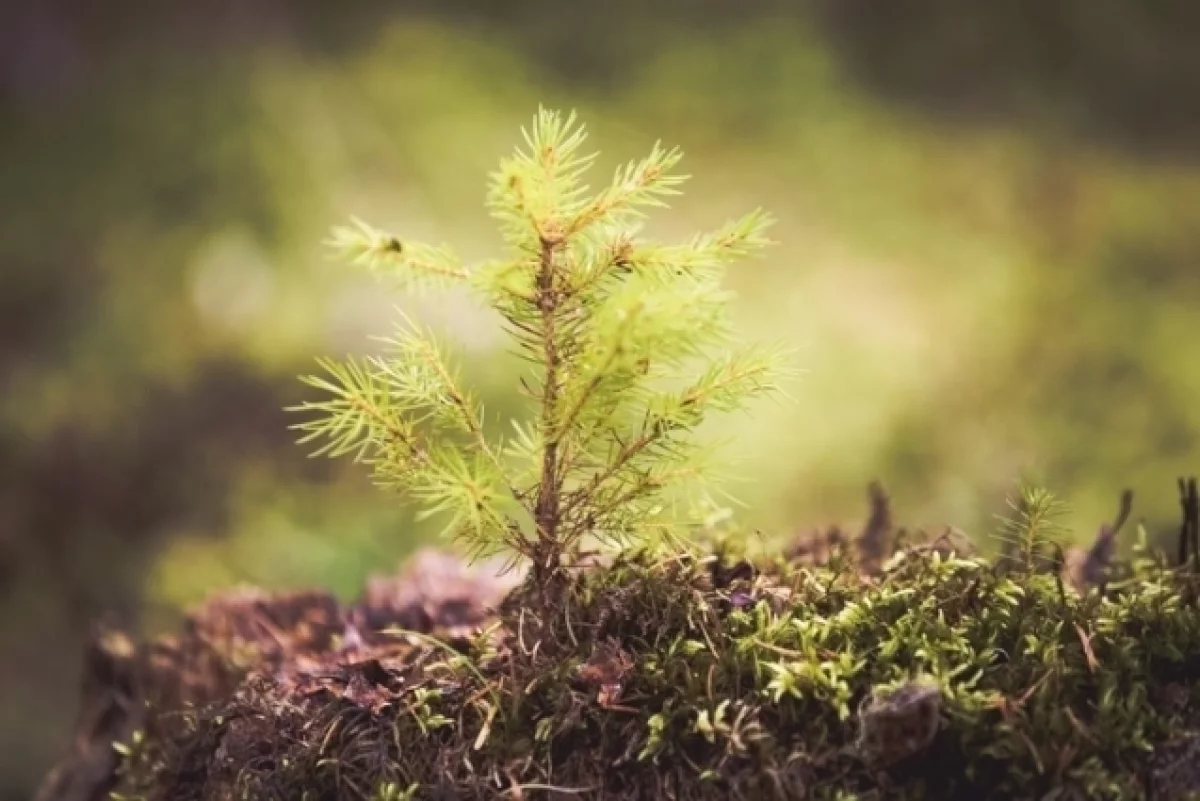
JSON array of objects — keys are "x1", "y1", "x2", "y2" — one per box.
[{"x1": 35, "y1": 481, "x2": 1200, "y2": 801}]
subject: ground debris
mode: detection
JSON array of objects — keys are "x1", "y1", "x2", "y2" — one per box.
[
  {"x1": 786, "y1": 482, "x2": 975, "y2": 573},
  {"x1": 578, "y1": 637, "x2": 635, "y2": 707},
  {"x1": 32, "y1": 619, "x2": 139, "y2": 801},
  {"x1": 36, "y1": 483, "x2": 1200, "y2": 801},
  {"x1": 288, "y1": 656, "x2": 410, "y2": 715},
  {"x1": 351, "y1": 547, "x2": 520, "y2": 642},
  {"x1": 33, "y1": 548, "x2": 506, "y2": 801},
  {"x1": 855, "y1": 680, "x2": 942, "y2": 767},
  {"x1": 1063, "y1": 489, "x2": 1133, "y2": 593},
  {"x1": 1150, "y1": 731, "x2": 1200, "y2": 798}
]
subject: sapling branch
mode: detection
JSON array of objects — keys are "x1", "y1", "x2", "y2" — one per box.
[
  {"x1": 328, "y1": 217, "x2": 469, "y2": 288},
  {"x1": 402, "y1": 330, "x2": 526, "y2": 513}
]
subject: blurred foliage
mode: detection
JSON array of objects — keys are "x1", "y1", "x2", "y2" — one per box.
[
  {"x1": 815, "y1": 0, "x2": 1200, "y2": 155},
  {"x1": 1, "y1": 1, "x2": 1199, "y2": 798}
]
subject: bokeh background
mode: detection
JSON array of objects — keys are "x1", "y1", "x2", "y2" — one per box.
[{"x1": 3, "y1": 1, "x2": 1199, "y2": 796}]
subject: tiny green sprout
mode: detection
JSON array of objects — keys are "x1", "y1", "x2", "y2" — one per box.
[
  {"x1": 692, "y1": 699, "x2": 731, "y2": 743},
  {"x1": 291, "y1": 107, "x2": 792, "y2": 584},
  {"x1": 995, "y1": 480, "x2": 1071, "y2": 572},
  {"x1": 765, "y1": 661, "x2": 801, "y2": 702},
  {"x1": 639, "y1": 712, "x2": 669, "y2": 762},
  {"x1": 373, "y1": 781, "x2": 420, "y2": 801},
  {"x1": 534, "y1": 717, "x2": 555, "y2": 743},
  {"x1": 406, "y1": 687, "x2": 453, "y2": 734},
  {"x1": 112, "y1": 729, "x2": 145, "y2": 761}
]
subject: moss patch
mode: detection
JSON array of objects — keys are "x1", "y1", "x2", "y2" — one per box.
[{"x1": 33, "y1": 480, "x2": 1200, "y2": 801}]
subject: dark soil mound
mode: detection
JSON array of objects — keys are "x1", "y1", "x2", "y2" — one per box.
[
  {"x1": 35, "y1": 481, "x2": 1200, "y2": 801},
  {"x1": 34, "y1": 549, "x2": 517, "y2": 801}
]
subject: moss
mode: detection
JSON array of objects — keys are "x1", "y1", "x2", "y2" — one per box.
[{"x1": 53, "y1": 481, "x2": 1198, "y2": 800}]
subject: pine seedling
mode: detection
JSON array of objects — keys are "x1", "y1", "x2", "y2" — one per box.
[
  {"x1": 291, "y1": 108, "x2": 791, "y2": 587},
  {"x1": 994, "y1": 480, "x2": 1072, "y2": 573}
]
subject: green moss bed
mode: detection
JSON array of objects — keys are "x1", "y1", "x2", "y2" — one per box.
[{"x1": 35, "y1": 481, "x2": 1200, "y2": 801}]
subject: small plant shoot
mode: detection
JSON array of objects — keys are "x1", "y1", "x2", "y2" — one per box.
[
  {"x1": 291, "y1": 108, "x2": 791, "y2": 580},
  {"x1": 995, "y1": 480, "x2": 1072, "y2": 573}
]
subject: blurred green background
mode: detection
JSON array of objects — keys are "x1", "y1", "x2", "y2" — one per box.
[{"x1": 2, "y1": 1, "x2": 1199, "y2": 796}]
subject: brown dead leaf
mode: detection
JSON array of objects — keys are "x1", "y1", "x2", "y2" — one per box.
[
  {"x1": 352, "y1": 548, "x2": 520, "y2": 640},
  {"x1": 579, "y1": 638, "x2": 634, "y2": 707}
]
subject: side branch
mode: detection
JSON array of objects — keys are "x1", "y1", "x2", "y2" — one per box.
[
  {"x1": 328, "y1": 217, "x2": 470, "y2": 288},
  {"x1": 417, "y1": 341, "x2": 530, "y2": 515},
  {"x1": 558, "y1": 415, "x2": 674, "y2": 521}
]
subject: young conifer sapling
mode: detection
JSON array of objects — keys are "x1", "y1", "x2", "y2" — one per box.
[{"x1": 291, "y1": 108, "x2": 791, "y2": 597}]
